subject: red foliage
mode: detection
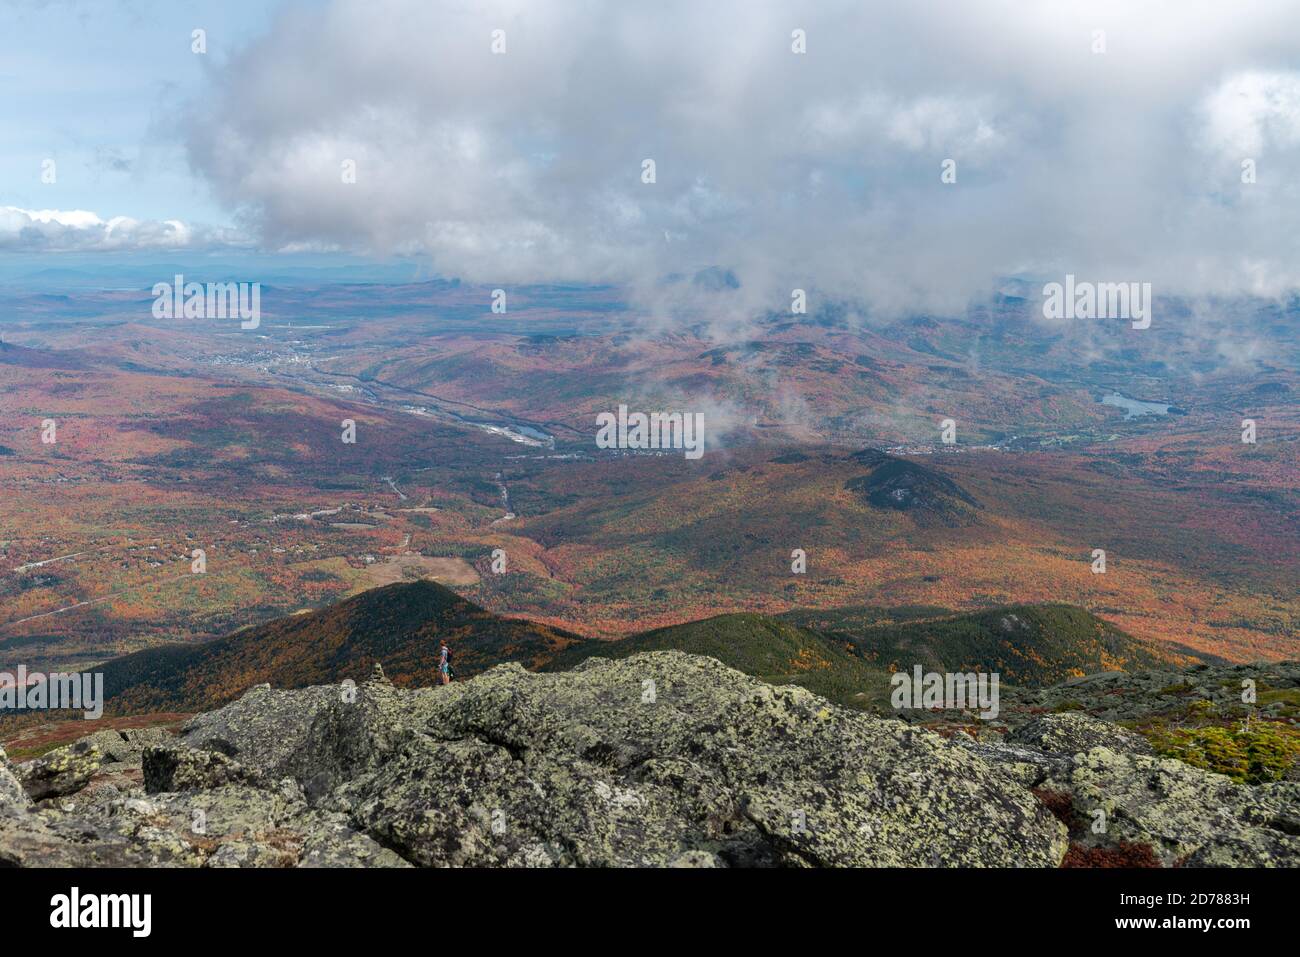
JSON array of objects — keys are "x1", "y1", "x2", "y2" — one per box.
[
  {"x1": 1061, "y1": 842, "x2": 1163, "y2": 868},
  {"x1": 1032, "y1": 787, "x2": 1080, "y2": 831}
]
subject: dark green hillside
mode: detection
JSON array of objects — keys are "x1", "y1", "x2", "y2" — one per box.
[
  {"x1": 544, "y1": 613, "x2": 887, "y2": 709},
  {"x1": 804, "y1": 604, "x2": 1192, "y2": 686},
  {"x1": 548, "y1": 604, "x2": 1186, "y2": 707},
  {"x1": 781, "y1": 604, "x2": 956, "y2": 631}
]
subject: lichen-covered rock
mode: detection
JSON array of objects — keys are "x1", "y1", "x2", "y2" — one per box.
[
  {"x1": 953, "y1": 738, "x2": 1069, "y2": 790},
  {"x1": 0, "y1": 769, "x2": 407, "y2": 868},
  {"x1": 13, "y1": 740, "x2": 103, "y2": 801},
  {"x1": 298, "y1": 817, "x2": 412, "y2": 868},
  {"x1": 1007, "y1": 712, "x2": 1155, "y2": 756},
  {"x1": 296, "y1": 653, "x2": 1068, "y2": 866},
  {"x1": 1004, "y1": 661, "x2": 1300, "y2": 726},
  {"x1": 181, "y1": 684, "x2": 346, "y2": 777},
  {"x1": 0, "y1": 745, "x2": 30, "y2": 814},
  {"x1": 76, "y1": 727, "x2": 174, "y2": 765},
  {"x1": 1060, "y1": 747, "x2": 1300, "y2": 867},
  {"x1": 1, "y1": 652, "x2": 1295, "y2": 868},
  {"x1": 143, "y1": 745, "x2": 264, "y2": 794}
]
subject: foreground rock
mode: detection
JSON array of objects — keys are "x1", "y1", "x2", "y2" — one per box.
[
  {"x1": 342, "y1": 655, "x2": 1071, "y2": 866},
  {"x1": 956, "y1": 712, "x2": 1300, "y2": 866},
  {"x1": 1, "y1": 653, "x2": 1295, "y2": 867},
  {"x1": 1068, "y1": 747, "x2": 1300, "y2": 867},
  {"x1": 179, "y1": 653, "x2": 1069, "y2": 866},
  {"x1": 1, "y1": 653, "x2": 1067, "y2": 867},
  {"x1": 12, "y1": 740, "x2": 104, "y2": 801},
  {"x1": 0, "y1": 745, "x2": 30, "y2": 813}
]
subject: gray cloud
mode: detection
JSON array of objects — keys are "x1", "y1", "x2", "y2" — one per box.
[{"x1": 181, "y1": 0, "x2": 1300, "y2": 315}]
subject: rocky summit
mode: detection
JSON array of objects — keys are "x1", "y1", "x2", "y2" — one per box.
[{"x1": 1, "y1": 652, "x2": 1297, "y2": 867}]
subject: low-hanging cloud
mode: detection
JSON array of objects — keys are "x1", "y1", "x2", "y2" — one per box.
[
  {"x1": 181, "y1": 0, "x2": 1300, "y2": 315},
  {"x1": 0, "y1": 206, "x2": 246, "y2": 252}
]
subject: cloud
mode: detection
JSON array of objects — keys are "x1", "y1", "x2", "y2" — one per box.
[
  {"x1": 1201, "y1": 70, "x2": 1300, "y2": 156},
  {"x1": 0, "y1": 206, "x2": 247, "y2": 252},
  {"x1": 177, "y1": 0, "x2": 1300, "y2": 312}
]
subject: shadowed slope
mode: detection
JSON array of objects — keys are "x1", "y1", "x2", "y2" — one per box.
[{"x1": 98, "y1": 580, "x2": 587, "y2": 713}]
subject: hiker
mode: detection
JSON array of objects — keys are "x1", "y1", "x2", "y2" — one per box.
[{"x1": 439, "y1": 640, "x2": 452, "y2": 684}]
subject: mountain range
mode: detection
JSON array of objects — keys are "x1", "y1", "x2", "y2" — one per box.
[{"x1": 80, "y1": 580, "x2": 1189, "y2": 718}]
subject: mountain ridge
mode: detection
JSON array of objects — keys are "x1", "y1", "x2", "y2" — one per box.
[
  {"x1": 97, "y1": 580, "x2": 586, "y2": 714},
  {"x1": 69, "y1": 582, "x2": 1195, "y2": 717}
]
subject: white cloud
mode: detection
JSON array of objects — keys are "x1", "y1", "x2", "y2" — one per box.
[
  {"x1": 1201, "y1": 70, "x2": 1300, "y2": 156},
  {"x1": 171, "y1": 0, "x2": 1300, "y2": 309},
  {"x1": 17, "y1": 208, "x2": 105, "y2": 228},
  {"x1": 0, "y1": 206, "x2": 244, "y2": 252}
]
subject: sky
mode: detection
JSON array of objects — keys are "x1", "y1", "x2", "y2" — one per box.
[
  {"x1": 0, "y1": 0, "x2": 281, "y2": 224},
  {"x1": 3, "y1": 0, "x2": 1300, "y2": 316}
]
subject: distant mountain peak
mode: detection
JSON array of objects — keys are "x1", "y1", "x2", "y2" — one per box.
[{"x1": 845, "y1": 450, "x2": 980, "y2": 525}]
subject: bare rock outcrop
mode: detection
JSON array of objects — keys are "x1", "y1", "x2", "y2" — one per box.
[{"x1": 1, "y1": 652, "x2": 1295, "y2": 868}]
